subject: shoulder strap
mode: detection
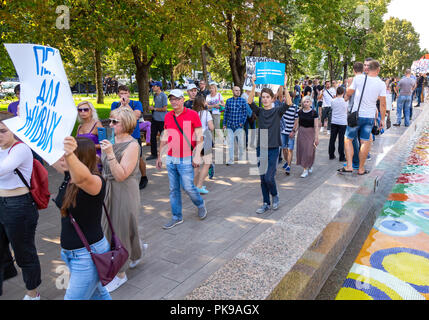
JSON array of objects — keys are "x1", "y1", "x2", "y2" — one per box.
[
  {"x1": 325, "y1": 88, "x2": 333, "y2": 98},
  {"x1": 173, "y1": 114, "x2": 194, "y2": 151},
  {"x1": 8, "y1": 142, "x2": 30, "y2": 188},
  {"x1": 355, "y1": 75, "x2": 368, "y2": 113}
]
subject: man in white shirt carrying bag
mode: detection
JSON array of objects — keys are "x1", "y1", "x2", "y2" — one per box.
[{"x1": 341, "y1": 60, "x2": 386, "y2": 175}]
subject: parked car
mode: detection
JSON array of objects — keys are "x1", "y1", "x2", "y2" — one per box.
[{"x1": 0, "y1": 81, "x2": 20, "y2": 97}]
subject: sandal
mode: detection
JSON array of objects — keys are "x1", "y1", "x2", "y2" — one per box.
[
  {"x1": 337, "y1": 167, "x2": 353, "y2": 173},
  {"x1": 357, "y1": 170, "x2": 369, "y2": 175}
]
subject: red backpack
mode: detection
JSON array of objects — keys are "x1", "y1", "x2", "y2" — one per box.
[{"x1": 8, "y1": 142, "x2": 51, "y2": 210}]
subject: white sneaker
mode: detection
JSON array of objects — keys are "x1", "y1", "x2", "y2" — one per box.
[
  {"x1": 320, "y1": 127, "x2": 324, "y2": 133},
  {"x1": 129, "y1": 243, "x2": 148, "y2": 269},
  {"x1": 309, "y1": 167, "x2": 313, "y2": 173},
  {"x1": 104, "y1": 275, "x2": 127, "y2": 293},
  {"x1": 23, "y1": 293, "x2": 40, "y2": 300},
  {"x1": 327, "y1": 130, "x2": 330, "y2": 135},
  {"x1": 300, "y1": 169, "x2": 309, "y2": 178}
]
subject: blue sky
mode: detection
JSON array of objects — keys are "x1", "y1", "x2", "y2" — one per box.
[{"x1": 384, "y1": 0, "x2": 429, "y2": 52}]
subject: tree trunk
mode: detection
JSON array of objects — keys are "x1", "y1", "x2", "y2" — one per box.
[
  {"x1": 131, "y1": 45, "x2": 155, "y2": 113},
  {"x1": 201, "y1": 45, "x2": 208, "y2": 84},
  {"x1": 226, "y1": 14, "x2": 245, "y2": 89},
  {"x1": 93, "y1": 49, "x2": 104, "y2": 104},
  {"x1": 343, "y1": 61, "x2": 348, "y2": 83},
  {"x1": 327, "y1": 52, "x2": 334, "y2": 83},
  {"x1": 169, "y1": 59, "x2": 175, "y2": 89}
]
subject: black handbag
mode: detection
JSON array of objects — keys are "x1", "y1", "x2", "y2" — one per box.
[{"x1": 347, "y1": 75, "x2": 367, "y2": 128}]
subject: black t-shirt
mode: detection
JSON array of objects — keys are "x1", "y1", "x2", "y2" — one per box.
[
  {"x1": 303, "y1": 85, "x2": 312, "y2": 97},
  {"x1": 197, "y1": 89, "x2": 210, "y2": 98},
  {"x1": 56, "y1": 173, "x2": 106, "y2": 250},
  {"x1": 417, "y1": 76, "x2": 424, "y2": 88},
  {"x1": 298, "y1": 109, "x2": 318, "y2": 128},
  {"x1": 184, "y1": 99, "x2": 194, "y2": 109}
]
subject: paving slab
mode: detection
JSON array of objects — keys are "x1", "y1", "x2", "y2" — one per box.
[{"x1": 1, "y1": 104, "x2": 426, "y2": 300}]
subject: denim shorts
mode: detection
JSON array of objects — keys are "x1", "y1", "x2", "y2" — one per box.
[
  {"x1": 281, "y1": 133, "x2": 295, "y2": 150},
  {"x1": 345, "y1": 117, "x2": 374, "y2": 141}
]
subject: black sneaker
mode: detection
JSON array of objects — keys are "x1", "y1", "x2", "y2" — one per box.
[
  {"x1": 146, "y1": 155, "x2": 157, "y2": 160},
  {"x1": 139, "y1": 176, "x2": 148, "y2": 190}
]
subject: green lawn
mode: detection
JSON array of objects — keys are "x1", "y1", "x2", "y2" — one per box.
[{"x1": 1, "y1": 90, "x2": 233, "y2": 135}]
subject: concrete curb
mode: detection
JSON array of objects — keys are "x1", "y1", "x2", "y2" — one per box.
[{"x1": 186, "y1": 104, "x2": 429, "y2": 300}]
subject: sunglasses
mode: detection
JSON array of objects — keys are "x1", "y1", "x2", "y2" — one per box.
[
  {"x1": 109, "y1": 118, "x2": 121, "y2": 125},
  {"x1": 78, "y1": 108, "x2": 90, "y2": 112}
]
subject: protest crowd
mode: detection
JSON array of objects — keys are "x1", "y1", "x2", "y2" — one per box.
[{"x1": 1, "y1": 56, "x2": 429, "y2": 300}]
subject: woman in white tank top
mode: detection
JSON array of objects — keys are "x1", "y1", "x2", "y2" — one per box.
[{"x1": 0, "y1": 111, "x2": 41, "y2": 300}]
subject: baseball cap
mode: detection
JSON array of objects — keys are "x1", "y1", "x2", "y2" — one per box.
[
  {"x1": 152, "y1": 81, "x2": 162, "y2": 88},
  {"x1": 168, "y1": 89, "x2": 184, "y2": 98},
  {"x1": 187, "y1": 83, "x2": 197, "y2": 90}
]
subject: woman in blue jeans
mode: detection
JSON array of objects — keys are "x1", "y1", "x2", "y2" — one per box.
[
  {"x1": 248, "y1": 75, "x2": 292, "y2": 213},
  {"x1": 53, "y1": 136, "x2": 111, "y2": 300}
]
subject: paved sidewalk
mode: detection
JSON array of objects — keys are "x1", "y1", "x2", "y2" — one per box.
[{"x1": 0, "y1": 106, "x2": 424, "y2": 300}]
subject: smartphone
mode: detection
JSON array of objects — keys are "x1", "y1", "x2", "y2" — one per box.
[{"x1": 98, "y1": 127, "x2": 115, "y2": 145}]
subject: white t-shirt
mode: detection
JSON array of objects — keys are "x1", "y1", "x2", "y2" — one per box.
[
  {"x1": 330, "y1": 97, "x2": 348, "y2": 125},
  {"x1": 206, "y1": 93, "x2": 224, "y2": 115},
  {"x1": 198, "y1": 110, "x2": 213, "y2": 132},
  {"x1": 350, "y1": 74, "x2": 386, "y2": 118},
  {"x1": 0, "y1": 142, "x2": 33, "y2": 189},
  {"x1": 322, "y1": 88, "x2": 336, "y2": 107}
]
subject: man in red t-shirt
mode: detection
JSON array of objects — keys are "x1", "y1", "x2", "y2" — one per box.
[{"x1": 156, "y1": 89, "x2": 207, "y2": 229}]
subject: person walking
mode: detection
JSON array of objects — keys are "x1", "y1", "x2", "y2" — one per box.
[
  {"x1": 394, "y1": 69, "x2": 416, "y2": 127},
  {"x1": 53, "y1": 137, "x2": 111, "y2": 300},
  {"x1": 247, "y1": 75, "x2": 293, "y2": 213},
  {"x1": 147, "y1": 81, "x2": 168, "y2": 162},
  {"x1": 206, "y1": 82, "x2": 225, "y2": 143},
  {"x1": 111, "y1": 85, "x2": 148, "y2": 189},
  {"x1": 223, "y1": 86, "x2": 248, "y2": 165},
  {"x1": 279, "y1": 91, "x2": 299, "y2": 175},
  {"x1": 156, "y1": 89, "x2": 207, "y2": 229},
  {"x1": 328, "y1": 86, "x2": 348, "y2": 162},
  {"x1": 341, "y1": 60, "x2": 386, "y2": 175},
  {"x1": 319, "y1": 80, "x2": 336, "y2": 134},
  {"x1": 184, "y1": 83, "x2": 198, "y2": 110},
  {"x1": 192, "y1": 95, "x2": 214, "y2": 194},
  {"x1": 296, "y1": 96, "x2": 319, "y2": 178},
  {"x1": 99, "y1": 107, "x2": 143, "y2": 292},
  {"x1": 0, "y1": 111, "x2": 41, "y2": 300}
]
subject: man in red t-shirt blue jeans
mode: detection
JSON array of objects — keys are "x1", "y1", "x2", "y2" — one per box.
[{"x1": 156, "y1": 89, "x2": 207, "y2": 229}]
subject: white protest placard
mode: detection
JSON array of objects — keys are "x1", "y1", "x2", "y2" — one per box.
[
  {"x1": 244, "y1": 56, "x2": 281, "y2": 93},
  {"x1": 3, "y1": 43, "x2": 77, "y2": 165}
]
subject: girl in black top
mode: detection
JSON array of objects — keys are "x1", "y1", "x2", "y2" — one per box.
[{"x1": 53, "y1": 136, "x2": 111, "y2": 300}]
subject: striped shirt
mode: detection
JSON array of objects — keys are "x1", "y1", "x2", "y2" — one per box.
[{"x1": 280, "y1": 104, "x2": 299, "y2": 135}]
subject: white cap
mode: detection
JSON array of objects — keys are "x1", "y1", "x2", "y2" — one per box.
[
  {"x1": 187, "y1": 83, "x2": 197, "y2": 90},
  {"x1": 209, "y1": 81, "x2": 217, "y2": 86},
  {"x1": 168, "y1": 89, "x2": 184, "y2": 98}
]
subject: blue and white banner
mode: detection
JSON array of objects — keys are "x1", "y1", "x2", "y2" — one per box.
[
  {"x1": 255, "y1": 61, "x2": 285, "y2": 86},
  {"x1": 3, "y1": 43, "x2": 77, "y2": 165},
  {"x1": 244, "y1": 56, "x2": 280, "y2": 93}
]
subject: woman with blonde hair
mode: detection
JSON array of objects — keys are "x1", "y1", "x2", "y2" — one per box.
[
  {"x1": 99, "y1": 106, "x2": 143, "y2": 292},
  {"x1": 206, "y1": 82, "x2": 224, "y2": 141},
  {"x1": 76, "y1": 101, "x2": 103, "y2": 167},
  {"x1": 296, "y1": 95, "x2": 319, "y2": 178}
]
